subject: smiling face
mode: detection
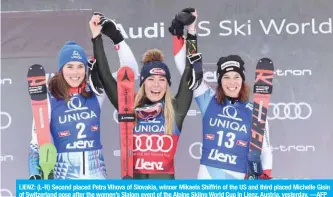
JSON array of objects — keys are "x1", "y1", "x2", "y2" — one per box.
[
  {"x1": 62, "y1": 61, "x2": 86, "y2": 87},
  {"x1": 221, "y1": 71, "x2": 243, "y2": 98},
  {"x1": 144, "y1": 75, "x2": 168, "y2": 102}
]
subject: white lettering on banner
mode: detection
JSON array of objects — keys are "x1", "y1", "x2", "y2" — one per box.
[
  {"x1": 111, "y1": 18, "x2": 331, "y2": 40},
  {"x1": 272, "y1": 145, "x2": 316, "y2": 152},
  {"x1": 203, "y1": 69, "x2": 312, "y2": 83},
  {"x1": 208, "y1": 149, "x2": 237, "y2": 165},
  {"x1": 134, "y1": 125, "x2": 165, "y2": 133},
  {"x1": 203, "y1": 71, "x2": 218, "y2": 83},
  {"x1": 268, "y1": 102, "x2": 312, "y2": 120},
  {"x1": 0, "y1": 188, "x2": 13, "y2": 197},
  {"x1": 189, "y1": 142, "x2": 202, "y2": 160},
  {"x1": 66, "y1": 140, "x2": 94, "y2": 149},
  {"x1": 259, "y1": 18, "x2": 332, "y2": 35},
  {"x1": 0, "y1": 155, "x2": 14, "y2": 162},
  {"x1": 117, "y1": 22, "x2": 165, "y2": 39},
  {"x1": 275, "y1": 69, "x2": 312, "y2": 76},
  {"x1": 187, "y1": 109, "x2": 201, "y2": 116},
  {"x1": 0, "y1": 78, "x2": 12, "y2": 85},
  {"x1": 134, "y1": 134, "x2": 173, "y2": 152},
  {"x1": 0, "y1": 111, "x2": 12, "y2": 130},
  {"x1": 135, "y1": 158, "x2": 164, "y2": 171},
  {"x1": 198, "y1": 21, "x2": 211, "y2": 37},
  {"x1": 219, "y1": 20, "x2": 252, "y2": 36}
]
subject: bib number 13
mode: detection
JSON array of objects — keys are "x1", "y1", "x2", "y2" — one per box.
[{"x1": 217, "y1": 130, "x2": 236, "y2": 148}]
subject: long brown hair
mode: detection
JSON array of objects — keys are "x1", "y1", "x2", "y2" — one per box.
[
  {"x1": 48, "y1": 71, "x2": 91, "y2": 101},
  {"x1": 215, "y1": 81, "x2": 250, "y2": 104}
]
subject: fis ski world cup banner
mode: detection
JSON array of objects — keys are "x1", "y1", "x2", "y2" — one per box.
[{"x1": 16, "y1": 180, "x2": 333, "y2": 197}]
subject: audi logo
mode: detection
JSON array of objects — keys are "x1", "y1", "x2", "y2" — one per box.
[
  {"x1": 189, "y1": 142, "x2": 202, "y2": 159},
  {"x1": 0, "y1": 188, "x2": 13, "y2": 197},
  {"x1": 267, "y1": 102, "x2": 312, "y2": 120},
  {"x1": 134, "y1": 134, "x2": 173, "y2": 153},
  {"x1": 0, "y1": 111, "x2": 12, "y2": 130}
]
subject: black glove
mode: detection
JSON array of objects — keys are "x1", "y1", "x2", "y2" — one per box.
[
  {"x1": 176, "y1": 8, "x2": 196, "y2": 26},
  {"x1": 93, "y1": 12, "x2": 124, "y2": 45},
  {"x1": 168, "y1": 8, "x2": 196, "y2": 39},
  {"x1": 87, "y1": 57, "x2": 104, "y2": 96},
  {"x1": 187, "y1": 53, "x2": 203, "y2": 90},
  {"x1": 247, "y1": 153, "x2": 263, "y2": 180}
]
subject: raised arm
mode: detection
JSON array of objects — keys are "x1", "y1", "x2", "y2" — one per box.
[
  {"x1": 94, "y1": 12, "x2": 140, "y2": 80},
  {"x1": 173, "y1": 34, "x2": 196, "y2": 130},
  {"x1": 90, "y1": 15, "x2": 119, "y2": 110},
  {"x1": 170, "y1": 8, "x2": 214, "y2": 117}
]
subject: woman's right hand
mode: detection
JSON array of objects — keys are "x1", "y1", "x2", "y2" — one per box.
[{"x1": 89, "y1": 15, "x2": 102, "y2": 39}]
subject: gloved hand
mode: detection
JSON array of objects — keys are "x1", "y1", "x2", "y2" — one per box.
[
  {"x1": 87, "y1": 57, "x2": 104, "y2": 96},
  {"x1": 93, "y1": 12, "x2": 124, "y2": 45},
  {"x1": 169, "y1": 8, "x2": 197, "y2": 39},
  {"x1": 187, "y1": 53, "x2": 203, "y2": 90},
  {"x1": 247, "y1": 153, "x2": 272, "y2": 180}
]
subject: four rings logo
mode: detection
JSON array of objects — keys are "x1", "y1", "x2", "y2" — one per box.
[
  {"x1": 65, "y1": 97, "x2": 88, "y2": 113},
  {"x1": 134, "y1": 134, "x2": 173, "y2": 152},
  {"x1": 268, "y1": 102, "x2": 312, "y2": 120},
  {"x1": 1, "y1": 111, "x2": 12, "y2": 130}
]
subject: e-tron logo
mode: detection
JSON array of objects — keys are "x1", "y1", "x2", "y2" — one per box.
[
  {"x1": 272, "y1": 145, "x2": 315, "y2": 152},
  {"x1": 274, "y1": 69, "x2": 312, "y2": 76},
  {"x1": 0, "y1": 155, "x2": 14, "y2": 162},
  {"x1": 0, "y1": 78, "x2": 12, "y2": 85},
  {"x1": 189, "y1": 142, "x2": 202, "y2": 159},
  {"x1": 134, "y1": 134, "x2": 173, "y2": 153},
  {"x1": 267, "y1": 102, "x2": 312, "y2": 120},
  {"x1": 0, "y1": 111, "x2": 12, "y2": 130}
]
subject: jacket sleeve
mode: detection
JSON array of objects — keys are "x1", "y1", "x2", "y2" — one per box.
[
  {"x1": 113, "y1": 40, "x2": 140, "y2": 80},
  {"x1": 92, "y1": 34, "x2": 119, "y2": 111},
  {"x1": 173, "y1": 35, "x2": 196, "y2": 131}
]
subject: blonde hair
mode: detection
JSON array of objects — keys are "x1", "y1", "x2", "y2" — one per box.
[{"x1": 134, "y1": 48, "x2": 175, "y2": 135}]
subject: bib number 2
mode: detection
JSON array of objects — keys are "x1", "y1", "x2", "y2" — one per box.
[{"x1": 66, "y1": 123, "x2": 94, "y2": 150}]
